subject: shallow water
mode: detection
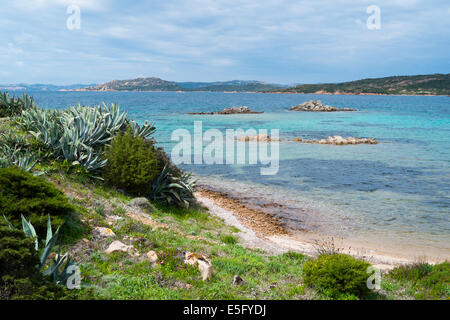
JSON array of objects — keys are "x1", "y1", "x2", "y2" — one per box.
[{"x1": 29, "y1": 91, "x2": 450, "y2": 254}]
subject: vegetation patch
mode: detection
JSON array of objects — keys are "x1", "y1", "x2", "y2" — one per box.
[{"x1": 303, "y1": 254, "x2": 371, "y2": 299}]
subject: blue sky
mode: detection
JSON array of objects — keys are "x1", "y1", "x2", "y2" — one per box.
[{"x1": 1, "y1": 0, "x2": 449, "y2": 85}]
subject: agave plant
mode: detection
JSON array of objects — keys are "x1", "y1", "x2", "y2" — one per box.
[
  {"x1": 150, "y1": 165, "x2": 197, "y2": 208},
  {"x1": 3, "y1": 214, "x2": 77, "y2": 286},
  {"x1": 0, "y1": 91, "x2": 36, "y2": 117},
  {"x1": 0, "y1": 144, "x2": 37, "y2": 172},
  {"x1": 19, "y1": 102, "x2": 157, "y2": 172}
]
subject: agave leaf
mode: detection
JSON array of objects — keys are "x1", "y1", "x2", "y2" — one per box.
[
  {"x1": 3, "y1": 215, "x2": 15, "y2": 230},
  {"x1": 40, "y1": 226, "x2": 60, "y2": 268},
  {"x1": 45, "y1": 215, "x2": 53, "y2": 247}
]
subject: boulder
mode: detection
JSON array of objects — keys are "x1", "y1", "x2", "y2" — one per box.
[
  {"x1": 146, "y1": 250, "x2": 158, "y2": 263},
  {"x1": 188, "y1": 106, "x2": 263, "y2": 115},
  {"x1": 292, "y1": 136, "x2": 378, "y2": 145},
  {"x1": 184, "y1": 252, "x2": 214, "y2": 281},
  {"x1": 290, "y1": 100, "x2": 357, "y2": 112},
  {"x1": 105, "y1": 240, "x2": 139, "y2": 257},
  {"x1": 232, "y1": 275, "x2": 245, "y2": 286},
  {"x1": 237, "y1": 134, "x2": 272, "y2": 142},
  {"x1": 93, "y1": 227, "x2": 116, "y2": 238}
]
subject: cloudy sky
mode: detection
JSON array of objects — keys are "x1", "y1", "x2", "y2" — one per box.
[{"x1": 1, "y1": 0, "x2": 449, "y2": 84}]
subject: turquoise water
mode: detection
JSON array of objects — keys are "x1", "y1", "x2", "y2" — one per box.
[{"x1": 29, "y1": 91, "x2": 450, "y2": 253}]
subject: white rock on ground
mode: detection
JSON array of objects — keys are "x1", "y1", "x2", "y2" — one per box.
[
  {"x1": 146, "y1": 250, "x2": 158, "y2": 263},
  {"x1": 105, "y1": 240, "x2": 139, "y2": 257},
  {"x1": 184, "y1": 252, "x2": 214, "y2": 281},
  {"x1": 93, "y1": 227, "x2": 116, "y2": 238}
]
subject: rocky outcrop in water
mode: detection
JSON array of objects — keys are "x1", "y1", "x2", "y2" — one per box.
[
  {"x1": 237, "y1": 134, "x2": 274, "y2": 142},
  {"x1": 289, "y1": 100, "x2": 357, "y2": 112},
  {"x1": 188, "y1": 106, "x2": 263, "y2": 115},
  {"x1": 293, "y1": 136, "x2": 378, "y2": 145}
]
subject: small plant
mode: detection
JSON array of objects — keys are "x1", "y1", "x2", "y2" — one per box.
[
  {"x1": 303, "y1": 254, "x2": 371, "y2": 299},
  {"x1": 150, "y1": 165, "x2": 196, "y2": 208},
  {"x1": 104, "y1": 128, "x2": 160, "y2": 196},
  {"x1": 0, "y1": 167, "x2": 73, "y2": 236},
  {"x1": 1, "y1": 215, "x2": 78, "y2": 298}
]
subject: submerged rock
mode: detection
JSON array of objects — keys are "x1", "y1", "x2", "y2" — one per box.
[
  {"x1": 292, "y1": 135, "x2": 378, "y2": 145},
  {"x1": 188, "y1": 106, "x2": 263, "y2": 115},
  {"x1": 237, "y1": 134, "x2": 273, "y2": 142},
  {"x1": 289, "y1": 100, "x2": 357, "y2": 112}
]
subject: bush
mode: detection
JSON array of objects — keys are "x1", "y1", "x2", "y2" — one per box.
[
  {"x1": 0, "y1": 222, "x2": 60, "y2": 299},
  {"x1": 104, "y1": 128, "x2": 160, "y2": 196},
  {"x1": 0, "y1": 167, "x2": 73, "y2": 237},
  {"x1": 303, "y1": 254, "x2": 371, "y2": 299}
]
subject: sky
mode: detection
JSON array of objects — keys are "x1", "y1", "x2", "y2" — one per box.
[{"x1": 0, "y1": 0, "x2": 449, "y2": 85}]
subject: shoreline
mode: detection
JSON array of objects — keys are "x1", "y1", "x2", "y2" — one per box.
[{"x1": 195, "y1": 187, "x2": 449, "y2": 270}]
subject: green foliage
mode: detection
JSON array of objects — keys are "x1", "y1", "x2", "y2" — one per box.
[
  {"x1": 387, "y1": 262, "x2": 449, "y2": 299},
  {"x1": 303, "y1": 254, "x2": 371, "y2": 299},
  {"x1": 220, "y1": 235, "x2": 237, "y2": 245},
  {"x1": 0, "y1": 221, "x2": 66, "y2": 299},
  {"x1": 150, "y1": 165, "x2": 196, "y2": 208},
  {"x1": 0, "y1": 91, "x2": 36, "y2": 117},
  {"x1": 276, "y1": 73, "x2": 450, "y2": 95},
  {"x1": 104, "y1": 128, "x2": 160, "y2": 196},
  {"x1": 0, "y1": 167, "x2": 73, "y2": 236},
  {"x1": 19, "y1": 103, "x2": 155, "y2": 171}
]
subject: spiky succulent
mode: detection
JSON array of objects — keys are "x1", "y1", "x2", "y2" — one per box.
[
  {"x1": 19, "y1": 103, "x2": 155, "y2": 171},
  {"x1": 150, "y1": 165, "x2": 196, "y2": 208},
  {"x1": 3, "y1": 214, "x2": 77, "y2": 286}
]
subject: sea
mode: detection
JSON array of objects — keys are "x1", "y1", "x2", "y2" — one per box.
[{"x1": 24, "y1": 91, "x2": 450, "y2": 257}]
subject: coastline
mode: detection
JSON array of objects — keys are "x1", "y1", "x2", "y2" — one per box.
[{"x1": 195, "y1": 186, "x2": 449, "y2": 271}]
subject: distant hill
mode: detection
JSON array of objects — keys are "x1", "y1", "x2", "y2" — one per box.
[
  {"x1": 0, "y1": 83, "x2": 94, "y2": 91},
  {"x1": 81, "y1": 77, "x2": 183, "y2": 92},
  {"x1": 177, "y1": 80, "x2": 285, "y2": 92},
  {"x1": 269, "y1": 74, "x2": 450, "y2": 95},
  {"x1": 79, "y1": 78, "x2": 285, "y2": 92}
]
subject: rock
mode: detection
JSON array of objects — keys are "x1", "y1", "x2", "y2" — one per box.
[
  {"x1": 289, "y1": 100, "x2": 357, "y2": 112},
  {"x1": 292, "y1": 136, "x2": 378, "y2": 145},
  {"x1": 105, "y1": 240, "x2": 139, "y2": 257},
  {"x1": 128, "y1": 197, "x2": 155, "y2": 212},
  {"x1": 232, "y1": 275, "x2": 245, "y2": 286},
  {"x1": 237, "y1": 134, "x2": 271, "y2": 142},
  {"x1": 93, "y1": 227, "x2": 116, "y2": 238},
  {"x1": 188, "y1": 106, "x2": 263, "y2": 115},
  {"x1": 146, "y1": 250, "x2": 158, "y2": 263},
  {"x1": 184, "y1": 252, "x2": 214, "y2": 281}
]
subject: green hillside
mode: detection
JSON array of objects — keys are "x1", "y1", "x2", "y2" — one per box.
[{"x1": 270, "y1": 74, "x2": 450, "y2": 95}]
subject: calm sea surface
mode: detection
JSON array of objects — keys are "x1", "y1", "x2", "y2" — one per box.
[{"x1": 26, "y1": 91, "x2": 450, "y2": 254}]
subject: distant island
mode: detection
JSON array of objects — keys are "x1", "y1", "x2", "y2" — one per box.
[
  {"x1": 2, "y1": 73, "x2": 449, "y2": 95},
  {"x1": 267, "y1": 73, "x2": 450, "y2": 96},
  {"x1": 76, "y1": 77, "x2": 285, "y2": 92}
]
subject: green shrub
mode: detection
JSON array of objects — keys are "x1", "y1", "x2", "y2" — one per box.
[
  {"x1": 303, "y1": 254, "x2": 371, "y2": 299},
  {"x1": 104, "y1": 128, "x2": 160, "y2": 196},
  {"x1": 0, "y1": 167, "x2": 73, "y2": 237},
  {"x1": 0, "y1": 222, "x2": 61, "y2": 299}
]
